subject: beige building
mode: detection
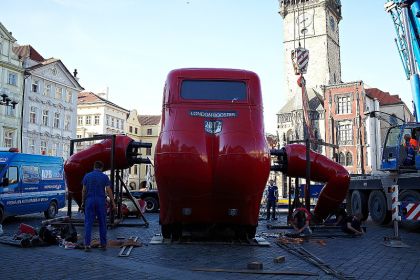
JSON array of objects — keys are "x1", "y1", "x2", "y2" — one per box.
[
  {"x1": 126, "y1": 109, "x2": 161, "y2": 190},
  {"x1": 0, "y1": 22, "x2": 24, "y2": 149}
]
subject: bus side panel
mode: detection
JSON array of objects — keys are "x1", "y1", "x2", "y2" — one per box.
[{"x1": 17, "y1": 157, "x2": 65, "y2": 215}]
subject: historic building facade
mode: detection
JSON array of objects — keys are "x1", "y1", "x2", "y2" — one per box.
[
  {"x1": 323, "y1": 82, "x2": 381, "y2": 174},
  {"x1": 280, "y1": 0, "x2": 342, "y2": 98},
  {"x1": 16, "y1": 45, "x2": 84, "y2": 159},
  {"x1": 277, "y1": 0, "x2": 342, "y2": 150},
  {"x1": 125, "y1": 109, "x2": 161, "y2": 190},
  {"x1": 76, "y1": 91, "x2": 128, "y2": 152},
  {"x1": 277, "y1": 1, "x2": 386, "y2": 176},
  {"x1": 0, "y1": 22, "x2": 24, "y2": 149}
]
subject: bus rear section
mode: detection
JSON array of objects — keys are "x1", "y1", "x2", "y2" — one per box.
[
  {"x1": 0, "y1": 151, "x2": 65, "y2": 223},
  {"x1": 154, "y1": 68, "x2": 270, "y2": 239}
]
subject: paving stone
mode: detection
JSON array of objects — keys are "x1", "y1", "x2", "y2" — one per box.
[{"x1": 0, "y1": 210, "x2": 419, "y2": 279}]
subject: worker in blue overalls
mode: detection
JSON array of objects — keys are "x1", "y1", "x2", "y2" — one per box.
[{"x1": 80, "y1": 161, "x2": 115, "y2": 251}]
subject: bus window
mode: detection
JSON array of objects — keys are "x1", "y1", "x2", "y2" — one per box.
[{"x1": 180, "y1": 80, "x2": 247, "y2": 101}]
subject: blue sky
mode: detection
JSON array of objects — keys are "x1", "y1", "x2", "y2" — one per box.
[{"x1": 2, "y1": 0, "x2": 412, "y2": 133}]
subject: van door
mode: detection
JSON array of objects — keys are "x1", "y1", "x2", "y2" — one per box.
[
  {"x1": 0, "y1": 165, "x2": 22, "y2": 215},
  {"x1": 20, "y1": 165, "x2": 43, "y2": 213}
]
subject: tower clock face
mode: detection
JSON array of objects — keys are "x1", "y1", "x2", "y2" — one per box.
[{"x1": 295, "y1": 11, "x2": 314, "y2": 36}]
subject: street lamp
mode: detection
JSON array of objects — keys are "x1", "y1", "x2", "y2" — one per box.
[
  {"x1": 364, "y1": 110, "x2": 405, "y2": 125},
  {"x1": 0, "y1": 93, "x2": 18, "y2": 109}
]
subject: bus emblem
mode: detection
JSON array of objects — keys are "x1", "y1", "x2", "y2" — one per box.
[{"x1": 204, "y1": 120, "x2": 222, "y2": 134}]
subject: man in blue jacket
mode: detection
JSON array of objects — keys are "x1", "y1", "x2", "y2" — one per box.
[
  {"x1": 81, "y1": 161, "x2": 115, "y2": 251},
  {"x1": 266, "y1": 179, "x2": 278, "y2": 220}
]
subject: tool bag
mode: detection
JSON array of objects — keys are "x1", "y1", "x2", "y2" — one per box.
[
  {"x1": 60, "y1": 223, "x2": 77, "y2": 243},
  {"x1": 39, "y1": 225, "x2": 59, "y2": 245}
]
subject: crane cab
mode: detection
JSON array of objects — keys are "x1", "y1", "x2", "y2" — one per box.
[{"x1": 381, "y1": 123, "x2": 420, "y2": 171}]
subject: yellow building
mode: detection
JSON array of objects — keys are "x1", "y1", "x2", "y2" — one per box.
[{"x1": 126, "y1": 109, "x2": 161, "y2": 190}]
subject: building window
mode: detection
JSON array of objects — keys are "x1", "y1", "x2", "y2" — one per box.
[
  {"x1": 129, "y1": 126, "x2": 133, "y2": 133},
  {"x1": 29, "y1": 139, "x2": 35, "y2": 154},
  {"x1": 111, "y1": 118, "x2": 115, "y2": 127},
  {"x1": 94, "y1": 115, "x2": 100, "y2": 125},
  {"x1": 120, "y1": 120, "x2": 124, "y2": 129},
  {"x1": 51, "y1": 143, "x2": 57, "y2": 156},
  {"x1": 338, "y1": 152, "x2": 345, "y2": 166},
  {"x1": 54, "y1": 112, "x2": 60, "y2": 128},
  {"x1": 78, "y1": 116, "x2": 83, "y2": 125},
  {"x1": 76, "y1": 135, "x2": 82, "y2": 146},
  {"x1": 346, "y1": 152, "x2": 353, "y2": 166},
  {"x1": 338, "y1": 123, "x2": 352, "y2": 144},
  {"x1": 337, "y1": 96, "x2": 351, "y2": 114},
  {"x1": 32, "y1": 80, "x2": 39, "y2": 92},
  {"x1": 8, "y1": 73, "x2": 17, "y2": 86},
  {"x1": 64, "y1": 115, "x2": 71, "y2": 130},
  {"x1": 389, "y1": 114, "x2": 398, "y2": 125},
  {"x1": 86, "y1": 115, "x2": 91, "y2": 125},
  {"x1": 116, "y1": 119, "x2": 120, "y2": 129},
  {"x1": 30, "y1": 107, "x2": 37, "y2": 124},
  {"x1": 44, "y1": 84, "x2": 51, "y2": 96},
  {"x1": 66, "y1": 89, "x2": 72, "y2": 103},
  {"x1": 55, "y1": 87, "x2": 62, "y2": 100},
  {"x1": 146, "y1": 147, "x2": 152, "y2": 156},
  {"x1": 40, "y1": 140, "x2": 47, "y2": 154},
  {"x1": 6, "y1": 105, "x2": 15, "y2": 117},
  {"x1": 4, "y1": 130, "x2": 14, "y2": 147},
  {"x1": 135, "y1": 127, "x2": 138, "y2": 134},
  {"x1": 147, "y1": 128, "x2": 152, "y2": 135},
  {"x1": 106, "y1": 115, "x2": 110, "y2": 126},
  {"x1": 63, "y1": 144, "x2": 69, "y2": 159},
  {"x1": 42, "y1": 110, "x2": 49, "y2": 126},
  {"x1": 134, "y1": 165, "x2": 138, "y2": 175}
]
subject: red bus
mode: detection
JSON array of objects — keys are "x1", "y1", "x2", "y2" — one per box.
[{"x1": 154, "y1": 68, "x2": 270, "y2": 239}]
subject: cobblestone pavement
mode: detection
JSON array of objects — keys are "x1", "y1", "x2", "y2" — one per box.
[{"x1": 0, "y1": 209, "x2": 419, "y2": 280}]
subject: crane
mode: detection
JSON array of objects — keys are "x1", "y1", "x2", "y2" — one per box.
[
  {"x1": 346, "y1": 1, "x2": 420, "y2": 230},
  {"x1": 385, "y1": 0, "x2": 420, "y2": 121}
]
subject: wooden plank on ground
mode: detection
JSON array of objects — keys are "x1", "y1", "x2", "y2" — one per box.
[{"x1": 192, "y1": 267, "x2": 318, "y2": 276}]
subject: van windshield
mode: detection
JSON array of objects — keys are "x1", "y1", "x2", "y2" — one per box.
[{"x1": 181, "y1": 80, "x2": 247, "y2": 101}]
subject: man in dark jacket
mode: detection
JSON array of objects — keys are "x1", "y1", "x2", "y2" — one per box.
[
  {"x1": 266, "y1": 180, "x2": 278, "y2": 220},
  {"x1": 341, "y1": 213, "x2": 364, "y2": 235}
]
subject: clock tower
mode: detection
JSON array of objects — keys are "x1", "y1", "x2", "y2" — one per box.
[{"x1": 280, "y1": 0, "x2": 342, "y2": 98}]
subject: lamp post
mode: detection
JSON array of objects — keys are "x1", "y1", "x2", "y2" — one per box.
[
  {"x1": 0, "y1": 93, "x2": 18, "y2": 109},
  {"x1": 0, "y1": 92, "x2": 19, "y2": 149}
]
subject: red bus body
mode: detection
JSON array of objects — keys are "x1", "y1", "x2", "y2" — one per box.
[{"x1": 155, "y1": 68, "x2": 270, "y2": 238}]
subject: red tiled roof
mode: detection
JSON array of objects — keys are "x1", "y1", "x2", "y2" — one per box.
[
  {"x1": 13, "y1": 45, "x2": 44, "y2": 62},
  {"x1": 78, "y1": 91, "x2": 129, "y2": 112},
  {"x1": 365, "y1": 88, "x2": 403, "y2": 105},
  {"x1": 138, "y1": 115, "x2": 161, "y2": 125}
]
